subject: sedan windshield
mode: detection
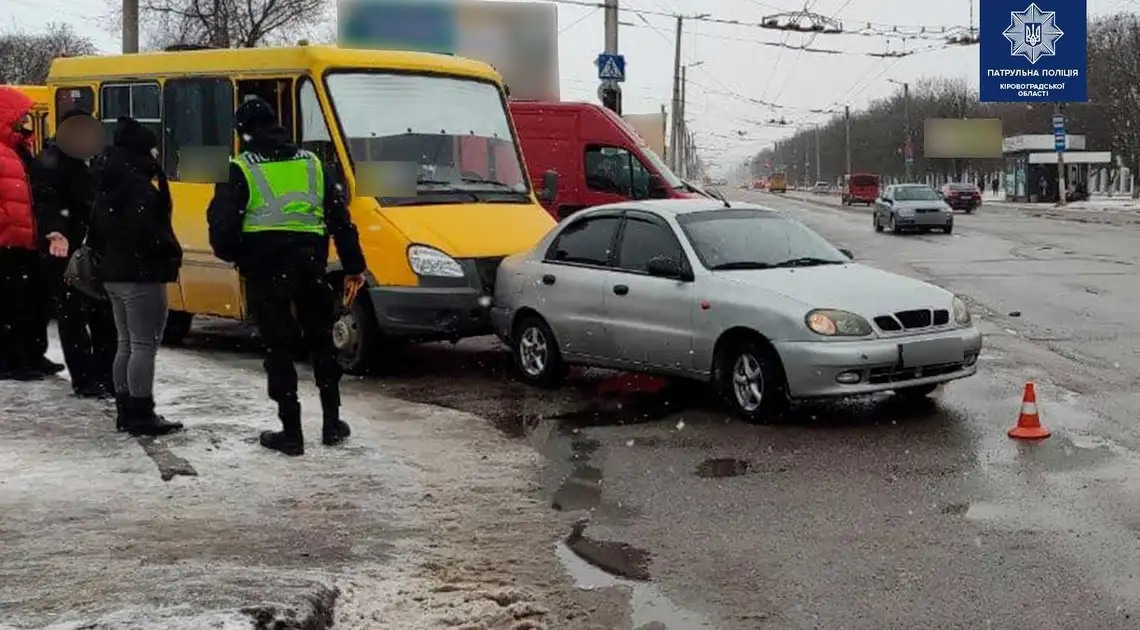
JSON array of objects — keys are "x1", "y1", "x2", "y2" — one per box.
[
  {"x1": 678, "y1": 210, "x2": 849, "y2": 270},
  {"x1": 325, "y1": 72, "x2": 530, "y2": 204},
  {"x1": 894, "y1": 186, "x2": 942, "y2": 201}
]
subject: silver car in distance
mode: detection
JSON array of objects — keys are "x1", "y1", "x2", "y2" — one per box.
[{"x1": 491, "y1": 200, "x2": 983, "y2": 424}]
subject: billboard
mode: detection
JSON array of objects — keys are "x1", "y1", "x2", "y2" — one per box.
[
  {"x1": 338, "y1": 0, "x2": 559, "y2": 101},
  {"x1": 979, "y1": 0, "x2": 1087, "y2": 102},
  {"x1": 924, "y1": 118, "x2": 1004, "y2": 159}
]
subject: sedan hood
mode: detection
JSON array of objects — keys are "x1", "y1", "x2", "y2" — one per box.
[{"x1": 718, "y1": 263, "x2": 953, "y2": 317}]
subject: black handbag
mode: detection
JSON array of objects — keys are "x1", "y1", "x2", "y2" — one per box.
[{"x1": 63, "y1": 245, "x2": 106, "y2": 300}]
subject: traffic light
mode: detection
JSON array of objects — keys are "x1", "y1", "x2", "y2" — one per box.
[{"x1": 601, "y1": 85, "x2": 622, "y2": 115}]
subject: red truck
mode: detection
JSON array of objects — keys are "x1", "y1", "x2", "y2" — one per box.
[{"x1": 509, "y1": 101, "x2": 706, "y2": 220}]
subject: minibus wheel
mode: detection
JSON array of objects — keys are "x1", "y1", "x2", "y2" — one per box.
[
  {"x1": 162, "y1": 311, "x2": 194, "y2": 346},
  {"x1": 333, "y1": 297, "x2": 379, "y2": 375}
]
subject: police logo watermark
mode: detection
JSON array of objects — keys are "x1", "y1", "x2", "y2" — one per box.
[{"x1": 1003, "y1": 3, "x2": 1064, "y2": 64}]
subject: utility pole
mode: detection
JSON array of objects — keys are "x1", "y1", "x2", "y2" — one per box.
[
  {"x1": 669, "y1": 15, "x2": 683, "y2": 172},
  {"x1": 814, "y1": 126, "x2": 821, "y2": 183},
  {"x1": 680, "y1": 64, "x2": 687, "y2": 177},
  {"x1": 1054, "y1": 101, "x2": 1066, "y2": 206},
  {"x1": 123, "y1": 0, "x2": 139, "y2": 53},
  {"x1": 599, "y1": 0, "x2": 622, "y2": 114},
  {"x1": 844, "y1": 105, "x2": 852, "y2": 176},
  {"x1": 889, "y1": 79, "x2": 913, "y2": 182}
]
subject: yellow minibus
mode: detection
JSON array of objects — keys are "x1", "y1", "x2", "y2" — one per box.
[{"x1": 47, "y1": 45, "x2": 557, "y2": 373}]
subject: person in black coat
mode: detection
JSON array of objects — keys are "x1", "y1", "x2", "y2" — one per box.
[
  {"x1": 88, "y1": 117, "x2": 183, "y2": 436},
  {"x1": 29, "y1": 109, "x2": 117, "y2": 397}
]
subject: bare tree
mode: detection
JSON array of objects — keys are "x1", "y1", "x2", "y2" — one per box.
[
  {"x1": 751, "y1": 20, "x2": 1128, "y2": 190},
  {"x1": 140, "y1": 0, "x2": 328, "y2": 49},
  {"x1": 0, "y1": 23, "x2": 97, "y2": 85},
  {"x1": 1087, "y1": 13, "x2": 1140, "y2": 197}
]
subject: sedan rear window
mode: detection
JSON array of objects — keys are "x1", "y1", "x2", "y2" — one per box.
[
  {"x1": 678, "y1": 210, "x2": 848, "y2": 270},
  {"x1": 893, "y1": 186, "x2": 942, "y2": 201}
]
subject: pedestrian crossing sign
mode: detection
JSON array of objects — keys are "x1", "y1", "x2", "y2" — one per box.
[{"x1": 596, "y1": 53, "x2": 626, "y2": 82}]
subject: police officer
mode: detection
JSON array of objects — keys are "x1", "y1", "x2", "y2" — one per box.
[{"x1": 208, "y1": 96, "x2": 366, "y2": 457}]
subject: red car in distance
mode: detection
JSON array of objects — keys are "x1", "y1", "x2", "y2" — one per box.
[{"x1": 939, "y1": 182, "x2": 982, "y2": 212}]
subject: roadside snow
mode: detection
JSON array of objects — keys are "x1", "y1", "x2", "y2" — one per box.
[{"x1": 0, "y1": 339, "x2": 627, "y2": 629}]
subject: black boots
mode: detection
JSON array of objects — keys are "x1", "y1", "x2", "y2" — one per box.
[
  {"x1": 125, "y1": 397, "x2": 184, "y2": 436},
  {"x1": 115, "y1": 394, "x2": 129, "y2": 432},
  {"x1": 320, "y1": 390, "x2": 351, "y2": 447},
  {"x1": 259, "y1": 392, "x2": 352, "y2": 456},
  {"x1": 260, "y1": 398, "x2": 305, "y2": 457}
]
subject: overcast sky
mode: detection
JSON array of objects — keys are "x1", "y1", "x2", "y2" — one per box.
[{"x1": 10, "y1": 0, "x2": 1132, "y2": 174}]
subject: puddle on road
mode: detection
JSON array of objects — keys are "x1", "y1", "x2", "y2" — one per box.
[
  {"x1": 694, "y1": 458, "x2": 750, "y2": 479},
  {"x1": 555, "y1": 541, "x2": 717, "y2": 629},
  {"x1": 566, "y1": 519, "x2": 651, "y2": 581},
  {"x1": 552, "y1": 465, "x2": 604, "y2": 512}
]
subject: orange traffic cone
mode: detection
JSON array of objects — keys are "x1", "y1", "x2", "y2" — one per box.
[{"x1": 1008, "y1": 382, "x2": 1050, "y2": 439}]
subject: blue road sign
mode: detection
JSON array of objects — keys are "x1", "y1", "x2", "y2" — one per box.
[
  {"x1": 1052, "y1": 114, "x2": 1066, "y2": 150},
  {"x1": 979, "y1": 0, "x2": 1087, "y2": 102},
  {"x1": 596, "y1": 53, "x2": 626, "y2": 82}
]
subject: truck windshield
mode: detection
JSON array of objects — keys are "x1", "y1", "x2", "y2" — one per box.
[
  {"x1": 639, "y1": 147, "x2": 684, "y2": 188},
  {"x1": 325, "y1": 72, "x2": 530, "y2": 203}
]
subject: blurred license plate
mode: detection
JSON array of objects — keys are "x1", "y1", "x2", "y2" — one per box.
[{"x1": 900, "y1": 338, "x2": 963, "y2": 368}]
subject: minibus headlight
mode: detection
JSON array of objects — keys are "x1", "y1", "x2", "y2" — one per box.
[{"x1": 408, "y1": 245, "x2": 465, "y2": 278}]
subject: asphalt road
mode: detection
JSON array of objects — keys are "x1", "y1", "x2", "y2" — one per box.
[
  {"x1": 329, "y1": 191, "x2": 1140, "y2": 629},
  {"x1": 40, "y1": 192, "x2": 1140, "y2": 629}
]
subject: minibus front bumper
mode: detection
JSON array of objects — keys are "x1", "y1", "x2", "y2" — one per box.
[{"x1": 367, "y1": 285, "x2": 495, "y2": 341}]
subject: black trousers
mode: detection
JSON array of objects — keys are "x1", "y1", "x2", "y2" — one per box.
[
  {"x1": 245, "y1": 265, "x2": 342, "y2": 412},
  {"x1": 35, "y1": 258, "x2": 117, "y2": 389},
  {"x1": 0, "y1": 247, "x2": 43, "y2": 370}
]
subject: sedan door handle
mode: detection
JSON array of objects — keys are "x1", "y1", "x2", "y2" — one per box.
[
  {"x1": 542, "y1": 274, "x2": 556, "y2": 285},
  {"x1": 613, "y1": 284, "x2": 629, "y2": 296}
]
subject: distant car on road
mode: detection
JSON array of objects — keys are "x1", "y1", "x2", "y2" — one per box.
[
  {"x1": 939, "y1": 182, "x2": 982, "y2": 212},
  {"x1": 842, "y1": 173, "x2": 879, "y2": 206},
  {"x1": 810, "y1": 181, "x2": 830, "y2": 194},
  {"x1": 492, "y1": 200, "x2": 982, "y2": 423},
  {"x1": 874, "y1": 184, "x2": 954, "y2": 235}
]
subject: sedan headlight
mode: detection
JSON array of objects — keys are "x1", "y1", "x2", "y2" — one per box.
[
  {"x1": 805, "y1": 309, "x2": 872, "y2": 337},
  {"x1": 408, "y1": 245, "x2": 464, "y2": 278},
  {"x1": 952, "y1": 296, "x2": 971, "y2": 325},
  {"x1": 897, "y1": 207, "x2": 915, "y2": 217}
]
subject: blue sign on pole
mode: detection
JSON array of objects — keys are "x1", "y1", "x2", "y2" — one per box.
[
  {"x1": 596, "y1": 53, "x2": 626, "y2": 82},
  {"x1": 1053, "y1": 114, "x2": 1066, "y2": 150},
  {"x1": 979, "y1": 0, "x2": 1087, "y2": 103}
]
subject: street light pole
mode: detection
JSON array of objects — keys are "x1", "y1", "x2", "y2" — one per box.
[
  {"x1": 123, "y1": 0, "x2": 139, "y2": 53},
  {"x1": 888, "y1": 78, "x2": 912, "y2": 182}
]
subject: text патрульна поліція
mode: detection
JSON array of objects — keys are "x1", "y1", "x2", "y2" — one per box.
[{"x1": 986, "y1": 68, "x2": 1080, "y2": 98}]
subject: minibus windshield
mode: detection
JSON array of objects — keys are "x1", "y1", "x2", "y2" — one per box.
[{"x1": 325, "y1": 72, "x2": 531, "y2": 203}]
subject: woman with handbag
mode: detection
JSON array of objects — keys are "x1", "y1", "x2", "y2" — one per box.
[{"x1": 88, "y1": 117, "x2": 183, "y2": 435}]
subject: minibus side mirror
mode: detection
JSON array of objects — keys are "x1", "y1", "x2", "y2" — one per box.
[
  {"x1": 648, "y1": 174, "x2": 668, "y2": 199},
  {"x1": 539, "y1": 170, "x2": 559, "y2": 204}
]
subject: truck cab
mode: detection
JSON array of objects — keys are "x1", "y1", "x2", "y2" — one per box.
[{"x1": 509, "y1": 101, "x2": 704, "y2": 220}]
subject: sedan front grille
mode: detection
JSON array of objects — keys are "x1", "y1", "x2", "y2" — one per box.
[
  {"x1": 874, "y1": 309, "x2": 950, "y2": 332},
  {"x1": 915, "y1": 207, "x2": 942, "y2": 213}
]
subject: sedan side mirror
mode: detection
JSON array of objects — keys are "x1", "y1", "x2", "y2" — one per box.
[
  {"x1": 539, "y1": 170, "x2": 559, "y2": 204},
  {"x1": 646, "y1": 255, "x2": 690, "y2": 280},
  {"x1": 839, "y1": 248, "x2": 854, "y2": 260}
]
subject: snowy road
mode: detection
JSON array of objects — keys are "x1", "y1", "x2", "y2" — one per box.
[{"x1": 6, "y1": 189, "x2": 1140, "y2": 628}]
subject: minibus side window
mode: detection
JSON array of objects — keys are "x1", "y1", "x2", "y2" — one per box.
[
  {"x1": 162, "y1": 78, "x2": 234, "y2": 183},
  {"x1": 297, "y1": 78, "x2": 342, "y2": 181},
  {"x1": 100, "y1": 82, "x2": 162, "y2": 158},
  {"x1": 54, "y1": 87, "x2": 94, "y2": 123}
]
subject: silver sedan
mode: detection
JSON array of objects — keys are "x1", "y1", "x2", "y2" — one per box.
[
  {"x1": 491, "y1": 200, "x2": 982, "y2": 423},
  {"x1": 873, "y1": 184, "x2": 954, "y2": 234}
]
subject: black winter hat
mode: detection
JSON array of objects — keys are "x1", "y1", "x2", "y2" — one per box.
[
  {"x1": 113, "y1": 116, "x2": 158, "y2": 156},
  {"x1": 234, "y1": 96, "x2": 276, "y2": 134}
]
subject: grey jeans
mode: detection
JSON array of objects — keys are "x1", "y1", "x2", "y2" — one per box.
[{"x1": 105, "y1": 283, "x2": 168, "y2": 398}]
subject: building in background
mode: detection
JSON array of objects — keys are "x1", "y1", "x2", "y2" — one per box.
[
  {"x1": 338, "y1": 0, "x2": 559, "y2": 101},
  {"x1": 621, "y1": 111, "x2": 666, "y2": 158}
]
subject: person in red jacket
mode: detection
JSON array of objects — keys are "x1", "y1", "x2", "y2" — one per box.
[{"x1": 0, "y1": 87, "x2": 52, "y2": 380}]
